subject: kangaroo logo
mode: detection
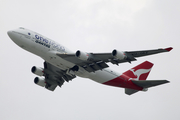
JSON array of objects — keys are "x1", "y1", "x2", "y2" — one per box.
[{"x1": 129, "y1": 68, "x2": 151, "y2": 80}]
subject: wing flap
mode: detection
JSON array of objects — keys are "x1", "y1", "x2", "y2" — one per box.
[
  {"x1": 82, "y1": 62, "x2": 109, "y2": 72},
  {"x1": 45, "y1": 84, "x2": 57, "y2": 91},
  {"x1": 57, "y1": 53, "x2": 109, "y2": 72}
]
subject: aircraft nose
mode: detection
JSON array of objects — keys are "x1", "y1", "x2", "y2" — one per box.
[
  {"x1": 7, "y1": 30, "x2": 16, "y2": 40},
  {"x1": 7, "y1": 30, "x2": 13, "y2": 37},
  {"x1": 7, "y1": 30, "x2": 20, "y2": 44}
]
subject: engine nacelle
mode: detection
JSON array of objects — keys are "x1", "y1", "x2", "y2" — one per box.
[
  {"x1": 112, "y1": 49, "x2": 126, "y2": 60},
  {"x1": 34, "y1": 77, "x2": 46, "y2": 87},
  {"x1": 75, "y1": 50, "x2": 89, "y2": 61},
  {"x1": 31, "y1": 66, "x2": 44, "y2": 76}
]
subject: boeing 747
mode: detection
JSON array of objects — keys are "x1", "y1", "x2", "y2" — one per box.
[{"x1": 7, "y1": 27, "x2": 173, "y2": 95}]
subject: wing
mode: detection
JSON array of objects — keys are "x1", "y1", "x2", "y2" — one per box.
[
  {"x1": 43, "y1": 61, "x2": 76, "y2": 91},
  {"x1": 125, "y1": 47, "x2": 173, "y2": 58},
  {"x1": 56, "y1": 53, "x2": 109, "y2": 72},
  {"x1": 56, "y1": 47, "x2": 172, "y2": 72}
]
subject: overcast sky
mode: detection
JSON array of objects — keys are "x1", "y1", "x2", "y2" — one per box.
[{"x1": 0, "y1": 0, "x2": 180, "y2": 120}]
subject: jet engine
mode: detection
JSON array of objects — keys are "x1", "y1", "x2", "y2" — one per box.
[
  {"x1": 31, "y1": 66, "x2": 44, "y2": 76},
  {"x1": 112, "y1": 49, "x2": 127, "y2": 60},
  {"x1": 34, "y1": 77, "x2": 46, "y2": 87},
  {"x1": 75, "y1": 50, "x2": 89, "y2": 61}
]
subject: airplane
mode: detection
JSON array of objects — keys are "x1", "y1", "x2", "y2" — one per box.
[{"x1": 7, "y1": 27, "x2": 173, "y2": 95}]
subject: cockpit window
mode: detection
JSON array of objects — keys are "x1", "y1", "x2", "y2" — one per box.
[{"x1": 19, "y1": 27, "x2": 25, "y2": 29}]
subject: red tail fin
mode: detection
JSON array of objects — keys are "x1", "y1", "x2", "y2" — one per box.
[{"x1": 123, "y1": 61, "x2": 153, "y2": 80}]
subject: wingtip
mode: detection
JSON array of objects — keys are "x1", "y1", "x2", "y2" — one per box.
[
  {"x1": 165, "y1": 80, "x2": 170, "y2": 83},
  {"x1": 164, "y1": 47, "x2": 173, "y2": 52},
  {"x1": 161, "y1": 80, "x2": 170, "y2": 84}
]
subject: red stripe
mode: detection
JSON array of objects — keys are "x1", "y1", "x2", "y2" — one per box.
[{"x1": 103, "y1": 74, "x2": 143, "y2": 90}]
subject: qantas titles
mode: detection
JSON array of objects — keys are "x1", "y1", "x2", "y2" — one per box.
[{"x1": 35, "y1": 34, "x2": 65, "y2": 52}]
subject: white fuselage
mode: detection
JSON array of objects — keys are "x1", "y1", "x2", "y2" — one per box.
[{"x1": 8, "y1": 28, "x2": 120, "y2": 84}]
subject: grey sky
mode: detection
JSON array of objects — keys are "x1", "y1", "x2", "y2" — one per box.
[{"x1": 0, "y1": 0, "x2": 180, "y2": 120}]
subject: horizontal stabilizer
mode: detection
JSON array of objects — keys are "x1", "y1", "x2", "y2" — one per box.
[
  {"x1": 125, "y1": 88, "x2": 139, "y2": 95},
  {"x1": 132, "y1": 80, "x2": 169, "y2": 88}
]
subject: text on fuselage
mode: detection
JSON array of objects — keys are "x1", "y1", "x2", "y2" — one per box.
[{"x1": 35, "y1": 35, "x2": 65, "y2": 52}]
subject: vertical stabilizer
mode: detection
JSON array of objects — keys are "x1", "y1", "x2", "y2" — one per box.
[{"x1": 123, "y1": 61, "x2": 153, "y2": 80}]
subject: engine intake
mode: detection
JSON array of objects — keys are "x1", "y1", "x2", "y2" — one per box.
[
  {"x1": 112, "y1": 49, "x2": 127, "y2": 60},
  {"x1": 31, "y1": 66, "x2": 44, "y2": 76},
  {"x1": 34, "y1": 77, "x2": 46, "y2": 87},
  {"x1": 75, "y1": 50, "x2": 89, "y2": 61}
]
